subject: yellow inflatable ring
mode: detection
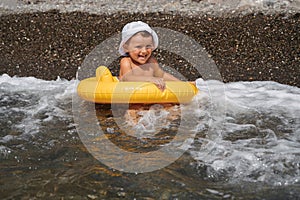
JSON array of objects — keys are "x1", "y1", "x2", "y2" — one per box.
[{"x1": 77, "y1": 66, "x2": 198, "y2": 104}]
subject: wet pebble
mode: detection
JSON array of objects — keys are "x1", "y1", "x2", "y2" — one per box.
[{"x1": 0, "y1": 11, "x2": 299, "y2": 87}]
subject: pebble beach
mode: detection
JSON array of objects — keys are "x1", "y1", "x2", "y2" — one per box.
[{"x1": 0, "y1": 0, "x2": 299, "y2": 86}]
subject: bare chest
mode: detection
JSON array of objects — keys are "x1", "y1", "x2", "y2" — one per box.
[{"x1": 131, "y1": 65, "x2": 155, "y2": 76}]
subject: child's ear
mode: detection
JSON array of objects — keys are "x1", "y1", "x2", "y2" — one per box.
[{"x1": 123, "y1": 44, "x2": 129, "y2": 53}]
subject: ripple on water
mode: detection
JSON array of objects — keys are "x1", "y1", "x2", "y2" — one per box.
[
  {"x1": 190, "y1": 80, "x2": 300, "y2": 186},
  {"x1": 0, "y1": 75, "x2": 299, "y2": 198}
]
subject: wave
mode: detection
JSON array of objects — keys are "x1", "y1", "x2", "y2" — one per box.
[{"x1": 0, "y1": 74, "x2": 299, "y2": 185}]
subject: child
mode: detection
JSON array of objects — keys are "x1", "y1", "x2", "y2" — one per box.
[{"x1": 118, "y1": 21, "x2": 180, "y2": 91}]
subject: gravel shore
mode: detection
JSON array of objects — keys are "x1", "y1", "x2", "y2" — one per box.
[
  {"x1": 1, "y1": 0, "x2": 299, "y2": 16},
  {"x1": 0, "y1": 1, "x2": 299, "y2": 86}
]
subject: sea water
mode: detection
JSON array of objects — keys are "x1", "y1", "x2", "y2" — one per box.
[
  {"x1": 0, "y1": 74, "x2": 76, "y2": 155},
  {"x1": 191, "y1": 79, "x2": 300, "y2": 186},
  {"x1": 0, "y1": 74, "x2": 299, "y2": 194}
]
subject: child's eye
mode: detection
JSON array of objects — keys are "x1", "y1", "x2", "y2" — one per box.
[
  {"x1": 146, "y1": 45, "x2": 153, "y2": 49},
  {"x1": 134, "y1": 45, "x2": 153, "y2": 50}
]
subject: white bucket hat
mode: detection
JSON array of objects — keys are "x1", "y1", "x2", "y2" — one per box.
[{"x1": 118, "y1": 21, "x2": 159, "y2": 55}]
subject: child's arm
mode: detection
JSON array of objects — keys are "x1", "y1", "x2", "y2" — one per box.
[
  {"x1": 162, "y1": 72, "x2": 180, "y2": 81},
  {"x1": 152, "y1": 58, "x2": 180, "y2": 81},
  {"x1": 119, "y1": 57, "x2": 132, "y2": 80}
]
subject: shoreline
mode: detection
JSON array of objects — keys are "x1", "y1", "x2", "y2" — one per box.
[
  {"x1": 0, "y1": 10, "x2": 299, "y2": 87},
  {"x1": 1, "y1": 0, "x2": 299, "y2": 17}
]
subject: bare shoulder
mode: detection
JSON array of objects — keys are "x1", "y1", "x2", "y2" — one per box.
[
  {"x1": 120, "y1": 57, "x2": 132, "y2": 70},
  {"x1": 148, "y1": 56, "x2": 158, "y2": 64},
  {"x1": 148, "y1": 57, "x2": 159, "y2": 70},
  {"x1": 119, "y1": 57, "x2": 133, "y2": 79},
  {"x1": 120, "y1": 57, "x2": 131, "y2": 65}
]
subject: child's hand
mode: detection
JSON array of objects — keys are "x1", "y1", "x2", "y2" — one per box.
[{"x1": 149, "y1": 77, "x2": 166, "y2": 91}]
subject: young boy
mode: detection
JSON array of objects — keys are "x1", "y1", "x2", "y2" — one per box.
[{"x1": 118, "y1": 21, "x2": 180, "y2": 91}]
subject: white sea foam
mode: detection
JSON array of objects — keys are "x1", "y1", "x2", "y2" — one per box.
[
  {"x1": 0, "y1": 74, "x2": 299, "y2": 185},
  {"x1": 190, "y1": 80, "x2": 300, "y2": 185},
  {"x1": 0, "y1": 74, "x2": 76, "y2": 142}
]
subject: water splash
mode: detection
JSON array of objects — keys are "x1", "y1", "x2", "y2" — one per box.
[
  {"x1": 0, "y1": 74, "x2": 76, "y2": 153},
  {"x1": 0, "y1": 74, "x2": 299, "y2": 185},
  {"x1": 190, "y1": 80, "x2": 300, "y2": 186}
]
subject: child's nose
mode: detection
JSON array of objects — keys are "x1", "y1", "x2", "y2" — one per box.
[{"x1": 141, "y1": 47, "x2": 147, "y2": 52}]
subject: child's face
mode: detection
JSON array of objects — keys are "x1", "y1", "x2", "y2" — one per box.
[{"x1": 124, "y1": 33, "x2": 154, "y2": 64}]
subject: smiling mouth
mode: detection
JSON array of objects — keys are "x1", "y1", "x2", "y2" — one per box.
[{"x1": 138, "y1": 55, "x2": 147, "y2": 59}]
